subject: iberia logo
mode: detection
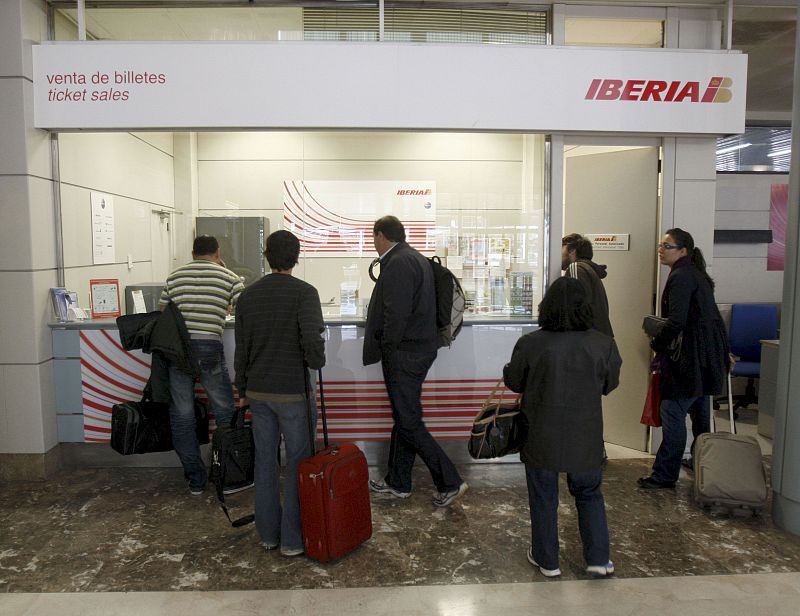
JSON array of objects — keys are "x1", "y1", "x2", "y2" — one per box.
[{"x1": 585, "y1": 77, "x2": 733, "y2": 103}]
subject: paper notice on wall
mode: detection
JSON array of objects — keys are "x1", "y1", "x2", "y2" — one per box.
[
  {"x1": 585, "y1": 234, "x2": 629, "y2": 251},
  {"x1": 91, "y1": 192, "x2": 116, "y2": 264},
  {"x1": 131, "y1": 290, "x2": 147, "y2": 314}
]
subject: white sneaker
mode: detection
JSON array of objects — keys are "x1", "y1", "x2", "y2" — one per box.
[
  {"x1": 260, "y1": 541, "x2": 278, "y2": 551},
  {"x1": 280, "y1": 547, "x2": 304, "y2": 557},
  {"x1": 432, "y1": 482, "x2": 468, "y2": 507},
  {"x1": 586, "y1": 561, "x2": 615, "y2": 577},
  {"x1": 369, "y1": 479, "x2": 411, "y2": 499},
  {"x1": 223, "y1": 481, "x2": 254, "y2": 496},
  {"x1": 527, "y1": 546, "x2": 561, "y2": 577}
]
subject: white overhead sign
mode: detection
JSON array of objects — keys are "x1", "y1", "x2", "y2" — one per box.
[{"x1": 33, "y1": 41, "x2": 747, "y2": 134}]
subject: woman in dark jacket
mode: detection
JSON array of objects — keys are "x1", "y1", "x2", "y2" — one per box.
[
  {"x1": 504, "y1": 277, "x2": 622, "y2": 579},
  {"x1": 638, "y1": 228, "x2": 730, "y2": 490}
]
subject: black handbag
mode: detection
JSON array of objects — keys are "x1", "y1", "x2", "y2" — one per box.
[
  {"x1": 642, "y1": 315, "x2": 682, "y2": 360},
  {"x1": 110, "y1": 395, "x2": 172, "y2": 455},
  {"x1": 468, "y1": 379, "x2": 527, "y2": 460},
  {"x1": 210, "y1": 406, "x2": 255, "y2": 527}
]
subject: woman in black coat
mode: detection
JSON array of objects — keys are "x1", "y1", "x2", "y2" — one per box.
[
  {"x1": 638, "y1": 228, "x2": 730, "y2": 490},
  {"x1": 504, "y1": 277, "x2": 621, "y2": 579}
]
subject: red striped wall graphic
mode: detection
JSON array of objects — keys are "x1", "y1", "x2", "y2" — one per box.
[
  {"x1": 283, "y1": 180, "x2": 437, "y2": 255},
  {"x1": 79, "y1": 330, "x2": 512, "y2": 443}
]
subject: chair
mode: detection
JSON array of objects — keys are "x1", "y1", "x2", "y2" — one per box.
[{"x1": 727, "y1": 303, "x2": 779, "y2": 410}]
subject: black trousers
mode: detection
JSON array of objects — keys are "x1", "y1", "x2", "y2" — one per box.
[{"x1": 382, "y1": 349, "x2": 462, "y2": 493}]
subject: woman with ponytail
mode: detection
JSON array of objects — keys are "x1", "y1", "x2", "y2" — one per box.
[{"x1": 638, "y1": 228, "x2": 730, "y2": 490}]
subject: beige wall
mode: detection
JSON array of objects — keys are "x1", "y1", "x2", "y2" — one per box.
[
  {"x1": 58, "y1": 132, "x2": 176, "y2": 306},
  {"x1": 0, "y1": 0, "x2": 58, "y2": 457}
]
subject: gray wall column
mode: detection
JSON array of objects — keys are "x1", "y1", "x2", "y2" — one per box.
[{"x1": 772, "y1": 5, "x2": 800, "y2": 535}]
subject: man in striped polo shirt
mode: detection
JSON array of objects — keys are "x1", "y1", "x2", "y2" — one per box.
[{"x1": 160, "y1": 235, "x2": 245, "y2": 495}]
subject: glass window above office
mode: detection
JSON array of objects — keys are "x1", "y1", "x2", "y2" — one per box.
[
  {"x1": 716, "y1": 127, "x2": 792, "y2": 172},
  {"x1": 53, "y1": 3, "x2": 548, "y2": 45},
  {"x1": 564, "y1": 18, "x2": 664, "y2": 48},
  {"x1": 197, "y1": 131, "x2": 548, "y2": 322}
]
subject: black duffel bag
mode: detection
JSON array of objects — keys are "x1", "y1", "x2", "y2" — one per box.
[
  {"x1": 111, "y1": 383, "x2": 210, "y2": 455},
  {"x1": 468, "y1": 379, "x2": 527, "y2": 460}
]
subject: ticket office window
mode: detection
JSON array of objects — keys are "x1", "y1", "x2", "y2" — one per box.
[{"x1": 197, "y1": 131, "x2": 547, "y2": 322}]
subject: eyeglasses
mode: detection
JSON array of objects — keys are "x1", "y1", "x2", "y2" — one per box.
[{"x1": 657, "y1": 242, "x2": 681, "y2": 250}]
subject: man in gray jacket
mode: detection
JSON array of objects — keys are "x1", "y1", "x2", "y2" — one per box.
[{"x1": 561, "y1": 233, "x2": 614, "y2": 338}]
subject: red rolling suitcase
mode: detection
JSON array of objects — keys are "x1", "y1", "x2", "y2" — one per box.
[{"x1": 298, "y1": 369, "x2": 372, "y2": 562}]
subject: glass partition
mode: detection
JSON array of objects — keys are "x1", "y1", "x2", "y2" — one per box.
[{"x1": 196, "y1": 131, "x2": 547, "y2": 321}]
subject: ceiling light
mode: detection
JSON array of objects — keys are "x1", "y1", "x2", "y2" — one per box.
[
  {"x1": 715, "y1": 143, "x2": 751, "y2": 155},
  {"x1": 767, "y1": 148, "x2": 792, "y2": 158}
]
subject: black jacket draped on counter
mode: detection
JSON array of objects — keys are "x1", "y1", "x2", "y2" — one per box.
[
  {"x1": 652, "y1": 257, "x2": 730, "y2": 400},
  {"x1": 504, "y1": 329, "x2": 622, "y2": 473},
  {"x1": 116, "y1": 303, "x2": 196, "y2": 404}
]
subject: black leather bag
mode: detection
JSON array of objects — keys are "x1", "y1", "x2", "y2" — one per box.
[
  {"x1": 642, "y1": 315, "x2": 682, "y2": 360},
  {"x1": 210, "y1": 406, "x2": 255, "y2": 527},
  {"x1": 110, "y1": 398, "x2": 172, "y2": 455},
  {"x1": 468, "y1": 380, "x2": 527, "y2": 460}
]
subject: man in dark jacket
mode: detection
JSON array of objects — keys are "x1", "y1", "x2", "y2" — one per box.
[
  {"x1": 364, "y1": 216, "x2": 467, "y2": 507},
  {"x1": 561, "y1": 234, "x2": 614, "y2": 338},
  {"x1": 235, "y1": 230, "x2": 325, "y2": 557}
]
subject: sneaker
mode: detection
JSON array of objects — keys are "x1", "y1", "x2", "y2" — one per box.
[
  {"x1": 223, "y1": 481, "x2": 254, "y2": 496},
  {"x1": 432, "y1": 482, "x2": 468, "y2": 508},
  {"x1": 369, "y1": 479, "x2": 411, "y2": 499},
  {"x1": 261, "y1": 541, "x2": 279, "y2": 551},
  {"x1": 527, "y1": 546, "x2": 561, "y2": 577},
  {"x1": 637, "y1": 476, "x2": 675, "y2": 490},
  {"x1": 586, "y1": 561, "x2": 615, "y2": 578},
  {"x1": 189, "y1": 486, "x2": 204, "y2": 496},
  {"x1": 280, "y1": 547, "x2": 304, "y2": 557}
]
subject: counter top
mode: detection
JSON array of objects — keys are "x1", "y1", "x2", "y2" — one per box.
[{"x1": 49, "y1": 313, "x2": 538, "y2": 329}]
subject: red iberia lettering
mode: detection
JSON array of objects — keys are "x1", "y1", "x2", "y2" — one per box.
[{"x1": 585, "y1": 77, "x2": 733, "y2": 104}]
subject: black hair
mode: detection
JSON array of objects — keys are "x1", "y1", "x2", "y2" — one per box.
[
  {"x1": 373, "y1": 215, "x2": 406, "y2": 243},
  {"x1": 665, "y1": 227, "x2": 714, "y2": 290},
  {"x1": 538, "y1": 277, "x2": 594, "y2": 332},
  {"x1": 264, "y1": 230, "x2": 300, "y2": 271},
  {"x1": 562, "y1": 233, "x2": 594, "y2": 260},
  {"x1": 193, "y1": 235, "x2": 219, "y2": 256}
]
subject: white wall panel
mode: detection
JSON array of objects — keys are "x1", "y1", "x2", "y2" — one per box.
[
  {"x1": 198, "y1": 160, "x2": 304, "y2": 210},
  {"x1": 0, "y1": 80, "x2": 50, "y2": 177},
  {"x1": 673, "y1": 180, "x2": 716, "y2": 260},
  {"x1": 0, "y1": 175, "x2": 56, "y2": 271},
  {"x1": 59, "y1": 184, "x2": 153, "y2": 268},
  {"x1": 63, "y1": 262, "x2": 156, "y2": 319},
  {"x1": 0, "y1": 269, "x2": 58, "y2": 365},
  {"x1": 713, "y1": 257, "x2": 784, "y2": 304},
  {"x1": 716, "y1": 175, "x2": 780, "y2": 212},
  {"x1": 714, "y1": 243, "x2": 767, "y2": 259},
  {"x1": 714, "y1": 210, "x2": 770, "y2": 230},
  {"x1": 131, "y1": 131, "x2": 174, "y2": 156},
  {"x1": 198, "y1": 132, "x2": 304, "y2": 160},
  {"x1": 59, "y1": 132, "x2": 174, "y2": 207},
  {"x1": 0, "y1": 361, "x2": 56, "y2": 453},
  {"x1": 675, "y1": 137, "x2": 716, "y2": 180}
]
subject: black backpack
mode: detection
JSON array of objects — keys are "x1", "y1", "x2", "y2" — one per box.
[
  {"x1": 368, "y1": 255, "x2": 465, "y2": 348},
  {"x1": 428, "y1": 256, "x2": 466, "y2": 348}
]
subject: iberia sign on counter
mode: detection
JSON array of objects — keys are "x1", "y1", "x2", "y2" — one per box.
[{"x1": 33, "y1": 41, "x2": 747, "y2": 134}]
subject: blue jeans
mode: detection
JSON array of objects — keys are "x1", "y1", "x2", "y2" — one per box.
[
  {"x1": 168, "y1": 339, "x2": 235, "y2": 489},
  {"x1": 250, "y1": 398, "x2": 314, "y2": 551},
  {"x1": 651, "y1": 396, "x2": 709, "y2": 484},
  {"x1": 382, "y1": 349, "x2": 462, "y2": 493},
  {"x1": 525, "y1": 465, "x2": 609, "y2": 570}
]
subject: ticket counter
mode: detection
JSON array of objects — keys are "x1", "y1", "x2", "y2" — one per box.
[{"x1": 50, "y1": 316, "x2": 535, "y2": 465}]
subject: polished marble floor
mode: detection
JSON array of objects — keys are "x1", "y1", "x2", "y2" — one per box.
[{"x1": 2, "y1": 406, "x2": 797, "y2": 614}]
